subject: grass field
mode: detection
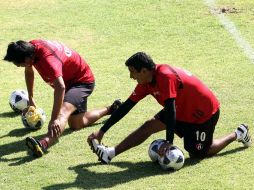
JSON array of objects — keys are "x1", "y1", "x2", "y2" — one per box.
[{"x1": 0, "y1": 0, "x2": 254, "y2": 189}]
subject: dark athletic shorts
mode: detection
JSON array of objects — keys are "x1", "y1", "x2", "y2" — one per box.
[
  {"x1": 64, "y1": 83, "x2": 95, "y2": 115},
  {"x1": 155, "y1": 109, "x2": 220, "y2": 157}
]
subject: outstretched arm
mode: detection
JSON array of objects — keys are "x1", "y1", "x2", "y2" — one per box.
[
  {"x1": 88, "y1": 98, "x2": 136, "y2": 143},
  {"x1": 25, "y1": 66, "x2": 36, "y2": 107}
]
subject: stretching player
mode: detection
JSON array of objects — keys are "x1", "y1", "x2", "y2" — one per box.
[
  {"x1": 4, "y1": 39, "x2": 121, "y2": 158},
  {"x1": 88, "y1": 52, "x2": 252, "y2": 163}
]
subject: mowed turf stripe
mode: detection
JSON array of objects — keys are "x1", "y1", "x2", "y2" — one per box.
[{"x1": 204, "y1": 0, "x2": 254, "y2": 63}]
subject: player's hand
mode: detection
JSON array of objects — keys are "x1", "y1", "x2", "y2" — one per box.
[
  {"x1": 48, "y1": 119, "x2": 61, "y2": 138},
  {"x1": 158, "y1": 142, "x2": 172, "y2": 157},
  {"x1": 22, "y1": 98, "x2": 36, "y2": 115},
  {"x1": 28, "y1": 97, "x2": 36, "y2": 108},
  {"x1": 87, "y1": 130, "x2": 104, "y2": 145},
  {"x1": 22, "y1": 107, "x2": 29, "y2": 115},
  {"x1": 22, "y1": 105, "x2": 35, "y2": 116}
]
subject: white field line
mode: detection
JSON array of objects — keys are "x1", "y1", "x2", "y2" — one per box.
[{"x1": 204, "y1": 0, "x2": 254, "y2": 63}]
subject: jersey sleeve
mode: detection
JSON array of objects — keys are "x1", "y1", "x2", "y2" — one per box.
[{"x1": 128, "y1": 84, "x2": 149, "y2": 103}]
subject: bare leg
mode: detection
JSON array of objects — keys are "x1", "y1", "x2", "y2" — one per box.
[
  {"x1": 68, "y1": 107, "x2": 110, "y2": 130},
  {"x1": 115, "y1": 118, "x2": 166, "y2": 156},
  {"x1": 207, "y1": 132, "x2": 237, "y2": 156},
  {"x1": 114, "y1": 120, "x2": 238, "y2": 157},
  {"x1": 41, "y1": 102, "x2": 76, "y2": 147},
  {"x1": 42, "y1": 104, "x2": 110, "y2": 147}
]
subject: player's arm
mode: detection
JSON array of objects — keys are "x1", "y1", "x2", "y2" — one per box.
[
  {"x1": 101, "y1": 98, "x2": 136, "y2": 133},
  {"x1": 88, "y1": 98, "x2": 136, "y2": 143},
  {"x1": 48, "y1": 76, "x2": 65, "y2": 138},
  {"x1": 164, "y1": 98, "x2": 176, "y2": 144},
  {"x1": 157, "y1": 98, "x2": 176, "y2": 156},
  {"x1": 51, "y1": 76, "x2": 65, "y2": 121},
  {"x1": 25, "y1": 66, "x2": 36, "y2": 107}
]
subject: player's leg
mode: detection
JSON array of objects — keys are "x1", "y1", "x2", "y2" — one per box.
[
  {"x1": 180, "y1": 110, "x2": 220, "y2": 158},
  {"x1": 114, "y1": 118, "x2": 165, "y2": 156},
  {"x1": 207, "y1": 133, "x2": 236, "y2": 156},
  {"x1": 26, "y1": 102, "x2": 76, "y2": 157},
  {"x1": 41, "y1": 102, "x2": 76, "y2": 145},
  {"x1": 182, "y1": 110, "x2": 252, "y2": 158},
  {"x1": 208, "y1": 124, "x2": 252, "y2": 155},
  {"x1": 68, "y1": 99, "x2": 122, "y2": 130},
  {"x1": 91, "y1": 110, "x2": 167, "y2": 163},
  {"x1": 25, "y1": 83, "x2": 92, "y2": 158},
  {"x1": 92, "y1": 118, "x2": 166, "y2": 164}
]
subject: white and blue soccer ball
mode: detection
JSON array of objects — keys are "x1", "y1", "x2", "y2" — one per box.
[
  {"x1": 158, "y1": 145, "x2": 185, "y2": 171},
  {"x1": 9, "y1": 89, "x2": 29, "y2": 113},
  {"x1": 148, "y1": 139, "x2": 166, "y2": 162},
  {"x1": 21, "y1": 106, "x2": 46, "y2": 130}
]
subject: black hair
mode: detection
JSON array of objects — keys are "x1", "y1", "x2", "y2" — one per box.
[
  {"x1": 125, "y1": 52, "x2": 155, "y2": 72},
  {"x1": 3, "y1": 40, "x2": 35, "y2": 64}
]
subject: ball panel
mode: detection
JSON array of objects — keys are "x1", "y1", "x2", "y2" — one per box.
[
  {"x1": 9, "y1": 90, "x2": 29, "y2": 113},
  {"x1": 21, "y1": 106, "x2": 46, "y2": 130},
  {"x1": 148, "y1": 139, "x2": 166, "y2": 162},
  {"x1": 158, "y1": 145, "x2": 185, "y2": 170}
]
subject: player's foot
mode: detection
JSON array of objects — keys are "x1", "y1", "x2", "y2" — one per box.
[
  {"x1": 25, "y1": 137, "x2": 44, "y2": 158},
  {"x1": 235, "y1": 124, "x2": 252, "y2": 147},
  {"x1": 108, "y1": 99, "x2": 122, "y2": 115},
  {"x1": 90, "y1": 139, "x2": 112, "y2": 164}
]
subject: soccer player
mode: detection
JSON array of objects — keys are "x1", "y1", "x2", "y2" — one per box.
[
  {"x1": 4, "y1": 40, "x2": 121, "y2": 158},
  {"x1": 88, "y1": 52, "x2": 252, "y2": 164}
]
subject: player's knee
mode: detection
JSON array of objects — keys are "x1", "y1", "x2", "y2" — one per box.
[{"x1": 68, "y1": 119, "x2": 83, "y2": 130}]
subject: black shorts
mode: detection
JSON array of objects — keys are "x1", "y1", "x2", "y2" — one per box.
[
  {"x1": 155, "y1": 109, "x2": 220, "y2": 157},
  {"x1": 64, "y1": 83, "x2": 95, "y2": 115}
]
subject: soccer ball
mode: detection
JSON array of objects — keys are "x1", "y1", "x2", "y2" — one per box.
[
  {"x1": 21, "y1": 106, "x2": 46, "y2": 130},
  {"x1": 9, "y1": 90, "x2": 29, "y2": 113},
  {"x1": 158, "y1": 145, "x2": 185, "y2": 171},
  {"x1": 148, "y1": 139, "x2": 166, "y2": 162}
]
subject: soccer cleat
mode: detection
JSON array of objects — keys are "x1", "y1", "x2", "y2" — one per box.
[
  {"x1": 235, "y1": 124, "x2": 252, "y2": 147},
  {"x1": 25, "y1": 137, "x2": 44, "y2": 158},
  {"x1": 108, "y1": 99, "x2": 122, "y2": 115},
  {"x1": 90, "y1": 139, "x2": 112, "y2": 164}
]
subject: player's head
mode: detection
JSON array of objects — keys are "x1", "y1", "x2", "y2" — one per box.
[
  {"x1": 125, "y1": 52, "x2": 155, "y2": 72},
  {"x1": 4, "y1": 40, "x2": 35, "y2": 67},
  {"x1": 125, "y1": 52, "x2": 155, "y2": 84}
]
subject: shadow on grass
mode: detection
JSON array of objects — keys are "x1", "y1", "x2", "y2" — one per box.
[
  {"x1": 0, "y1": 111, "x2": 20, "y2": 118},
  {"x1": 0, "y1": 128, "x2": 75, "y2": 165},
  {"x1": 0, "y1": 131, "x2": 45, "y2": 165},
  {"x1": 0, "y1": 128, "x2": 34, "y2": 139},
  {"x1": 42, "y1": 161, "x2": 171, "y2": 190},
  {"x1": 0, "y1": 118, "x2": 107, "y2": 166},
  {"x1": 42, "y1": 146, "x2": 249, "y2": 190},
  {"x1": 213, "y1": 146, "x2": 247, "y2": 157}
]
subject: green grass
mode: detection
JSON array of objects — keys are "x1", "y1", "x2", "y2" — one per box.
[{"x1": 1, "y1": 0, "x2": 254, "y2": 189}]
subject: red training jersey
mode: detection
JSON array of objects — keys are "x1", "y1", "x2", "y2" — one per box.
[
  {"x1": 129, "y1": 64, "x2": 220, "y2": 124},
  {"x1": 30, "y1": 40, "x2": 95, "y2": 89}
]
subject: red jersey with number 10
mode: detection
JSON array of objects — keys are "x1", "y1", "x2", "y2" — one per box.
[
  {"x1": 30, "y1": 40, "x2": 94, "y2": 89},
  {"x1": 129, "y1": 64, "x2": 220, "y2": 124}
]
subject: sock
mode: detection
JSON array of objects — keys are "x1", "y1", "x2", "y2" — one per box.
[
  {"x1": 39, "y1": 139, "x2": 49, "y2": 151},
  {"x1": 107, "y1": 147, "x2": 115, "y2": 159}
]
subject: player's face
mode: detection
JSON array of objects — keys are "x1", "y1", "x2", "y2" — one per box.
[
  {"x1": 128, "y1": 66, "x2": 150, "y2": 84},
  {"x1": 15, "y1": 57, "x2": 33, "y2": 67}
]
